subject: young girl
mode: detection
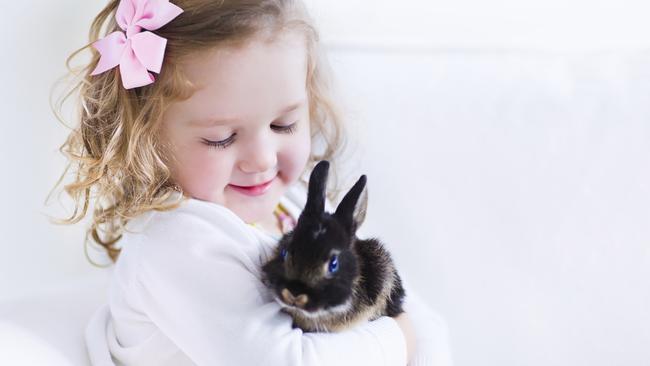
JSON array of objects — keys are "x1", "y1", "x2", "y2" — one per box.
[{"x1": 52, "y1": 0, "x2": 452, "y2": 364}]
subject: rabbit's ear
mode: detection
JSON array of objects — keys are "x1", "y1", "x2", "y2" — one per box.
[
  {"x1": 302, "y1": 160, "x2": 330, "y2": 217},
  {"x1": 333, "y1": 174, "x2": 367, "y2": 234},
  {"x1": 354, "y1": 183, "x2": 368, "y2": 229}
]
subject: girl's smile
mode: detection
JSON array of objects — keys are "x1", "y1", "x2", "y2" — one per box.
[{"x1": 228, "y1": 174, "x2": 277, "y2": 196}]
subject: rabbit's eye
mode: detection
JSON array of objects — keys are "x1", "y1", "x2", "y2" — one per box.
[
  {"x1": 280, "y1": 248, "x2": 288, "y2": 261},
  {"x1": 328, "y1": 255, "x2": 339, "y2": 273}
]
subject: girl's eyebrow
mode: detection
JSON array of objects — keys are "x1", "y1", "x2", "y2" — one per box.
[{"x1": 190, "y1": 99, "x2": 306, "y2": 127}]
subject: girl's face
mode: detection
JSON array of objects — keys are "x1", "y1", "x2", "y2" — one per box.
[{"x1": 161, "y1": 32, "x2": 312, "y2": 225}]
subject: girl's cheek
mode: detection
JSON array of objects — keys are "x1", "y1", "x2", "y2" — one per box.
[
  {"x1": 178, "y1": 144, "x2": 232, "y2": 198},
  {"x1": 280, "y1": 126, "x2": 311, "y2": 182}
]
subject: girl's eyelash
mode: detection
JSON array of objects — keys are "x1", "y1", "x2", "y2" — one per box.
[
  {"x1": 202, "y1": 122, "x2": 298, "y2": 150},
  {"x1": 271, "y1": 122, "x2": 298, "y2": 134},
  {"x1": 203, "y1": 135, "x2": 235, "y2": 150}
]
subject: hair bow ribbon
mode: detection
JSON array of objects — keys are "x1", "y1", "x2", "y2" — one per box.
[{"x1": 90, "y1": 0, "x2": 183, "y2": 89}]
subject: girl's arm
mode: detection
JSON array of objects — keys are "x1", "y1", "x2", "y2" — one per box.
[
  {"x1": 129, "y1": 209, "x2": 407, "y2": 366},
  {"x1": 395, "y1": 312, "x2": 417, "y2": 362},
  {"x1": 401, "y1": 280, "x2": 454, "y2": 366}
]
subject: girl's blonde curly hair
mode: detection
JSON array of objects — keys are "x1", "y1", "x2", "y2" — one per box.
[{"x1": 48, "y1": 0, "x2": 350, "y2": 265}]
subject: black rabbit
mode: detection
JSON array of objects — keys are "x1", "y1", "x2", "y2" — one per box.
[{"x1": 261, "y1": 160, "x2": 405, "y2": 332}]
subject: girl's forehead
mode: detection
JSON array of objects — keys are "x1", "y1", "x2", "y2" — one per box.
[
  {"x1": 187, "y1": 98, "x2": 308, "y2": 129},
  {"x1": 169, "y1": 33, "x2": 309, "y2": 126},
  {"x1": 182, "y1": 32, "x2": 307, "y2": 87}
]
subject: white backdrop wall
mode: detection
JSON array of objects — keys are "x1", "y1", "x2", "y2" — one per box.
[{"x1": 1, "y1": 1, "x2": 649, "y2": 365}]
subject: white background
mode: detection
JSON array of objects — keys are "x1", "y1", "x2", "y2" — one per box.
[{"x1": 1, "y1": 1, "x2": 649, "y2": 365}]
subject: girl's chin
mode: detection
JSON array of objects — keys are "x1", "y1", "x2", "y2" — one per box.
[
  {"x1": 227, "y1": 190, "x2": 283, "y2": 220},
  {"x1": 234, "y1": 205, "x2": 278, "y2": 227}
]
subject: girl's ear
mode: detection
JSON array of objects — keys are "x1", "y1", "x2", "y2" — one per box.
[
  {"x1": 302, "y1": 160, "x2": 330, "y2": 217},
  {"x1": 334, "y1": 174, "x2": 368, "y2": 234}
]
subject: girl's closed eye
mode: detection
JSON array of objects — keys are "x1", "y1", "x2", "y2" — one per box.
[
  {"x1": 272, "y1": 122, "x2": 298, "y2": 134},
  {"x1": 202, "y1": 134, "x2": 236, "y2": 150},
  {"x1": 202, "y1": 121, "x2": 299, "y2": 150}
]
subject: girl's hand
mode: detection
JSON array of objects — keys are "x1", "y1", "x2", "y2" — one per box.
[{"x1": 394, "y1": 312, "x2": 416, "y2": 364}]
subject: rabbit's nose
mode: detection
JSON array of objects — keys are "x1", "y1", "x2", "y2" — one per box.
[{"x1": 281, "y1": 288, "x2": 309, "y2": 308}]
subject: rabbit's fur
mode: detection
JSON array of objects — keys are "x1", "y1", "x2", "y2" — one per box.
[{"x1": 261, "y1": 161, "x2": 405, "y2": 332}]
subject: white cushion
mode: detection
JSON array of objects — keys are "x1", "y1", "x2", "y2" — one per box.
[{"x1": 0, "y1": 272, "x2": 109, "y2": 365}]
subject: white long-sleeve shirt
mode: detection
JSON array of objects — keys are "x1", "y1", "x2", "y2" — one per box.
[{"x1": 85, "y1": 182, "x2": 452, "y2": 366}]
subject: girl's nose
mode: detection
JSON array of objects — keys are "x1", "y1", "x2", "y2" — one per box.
[{"x1": 239, "y1": 138, "x2": 277, "y2": 174}]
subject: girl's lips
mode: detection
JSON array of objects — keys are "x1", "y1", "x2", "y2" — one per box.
[{"x1": 229, "y1": 176, "x2": 275, "y2": 196}]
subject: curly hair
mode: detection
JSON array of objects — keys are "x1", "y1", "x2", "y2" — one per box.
[{"x1": 48, "y1": 0, "x2": 351, "y2": 265}]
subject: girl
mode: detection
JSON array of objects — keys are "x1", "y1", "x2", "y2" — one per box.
[{"x1": 51, "y1": 0, "x2": 452, "y2": 364}]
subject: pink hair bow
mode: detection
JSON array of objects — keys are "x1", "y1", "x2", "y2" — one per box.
[{"x1": 90, "y1": 0, "x2": 183, "y2": 89}]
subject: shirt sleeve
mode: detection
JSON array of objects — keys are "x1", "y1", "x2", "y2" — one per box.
[
  {"x1": 401, "y1": 281, "x2": 454, "y2": 366},
  {"x1": 130, "y1": 210, "x2": 407, "y2": 366}
]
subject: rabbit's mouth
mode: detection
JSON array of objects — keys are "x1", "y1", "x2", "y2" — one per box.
[
  {"x1": 273, "y1": 295, "x2": 352, "y2": 318},
  {"x1": 273, "y1": 294, "x2": 307, "y2": 312}
]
